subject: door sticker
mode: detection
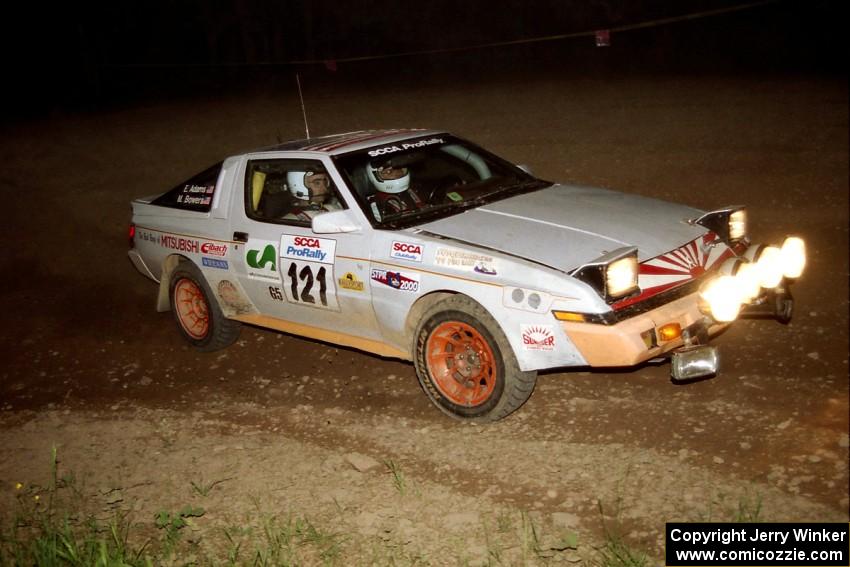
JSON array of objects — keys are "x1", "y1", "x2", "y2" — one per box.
[
  {"x1": 245, "y1": 239, "x2": 280, "y2": 282},
  {"x1": 280, "y1": 235, "x2": 336, "y2": 264},
  {"x1": 278, "y1": 234, "x2": 339, "y2": 310},
  {"x1": 371, "y1": 269, "x2": 420, "y2": 292},
  {"x1": 282, "y1": 260, "x2": 339, "y2": 310}
]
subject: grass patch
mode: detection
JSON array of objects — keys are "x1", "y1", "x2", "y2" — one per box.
[
  {"x1": 384, "y1": 459, "x2": 407, "y2": 496},
  {"x1": 592, "y1": 498, "x2": 651, "y2": 567},
  {"x1": 0, "y1": 449, "x2": 346, "y2": 566}
]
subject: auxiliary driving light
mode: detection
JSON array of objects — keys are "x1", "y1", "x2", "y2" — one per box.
[
  {"x1": 734, "y1": 261, "x2": 762, "y2": 301},
  {"x1": 780, "y1": 236, "x2": 806, "y2": 279},
  {"x1": 754, "y1": 246, "x2": 784, "y2": 289},
  {"x1": 671, "y1": 345, "x2": 719, "y2": 381},
  {"x1": 699, "y1": 275, "x2": 743, "y2": 322}
]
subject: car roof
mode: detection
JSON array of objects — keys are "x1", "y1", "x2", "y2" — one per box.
[{"x1": 255, "y1": 129, "x2": 446, "y2": 156}]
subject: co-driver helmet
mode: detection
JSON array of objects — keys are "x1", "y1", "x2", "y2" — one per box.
[{"x1": 287, "y1": 170, "x2": 330, "y2": 203}]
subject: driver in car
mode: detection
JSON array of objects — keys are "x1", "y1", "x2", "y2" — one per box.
[{"x1": 366, "y1": 161, "x2": 425, "y2": 220}]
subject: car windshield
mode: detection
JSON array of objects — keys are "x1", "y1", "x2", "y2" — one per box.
[{"x1": 332, "y1": 135, "x2": 550, "y2": 229}]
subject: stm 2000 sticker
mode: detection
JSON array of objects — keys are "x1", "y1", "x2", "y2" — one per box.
[{"x1": 371, "y1": 269, "x2": 420, "y2": 292}]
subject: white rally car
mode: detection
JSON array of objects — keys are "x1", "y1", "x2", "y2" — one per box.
[{"x1": 128, "y1": 129, "x2": 806, "y2": 421}]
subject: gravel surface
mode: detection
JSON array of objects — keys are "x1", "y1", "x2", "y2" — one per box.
[{"x1": 0, "y1": 72, "x2": 846, "y2": 563}]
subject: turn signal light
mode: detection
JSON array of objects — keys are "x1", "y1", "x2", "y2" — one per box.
[
  {"x1": 552, "y1": 311, "x2": 586, "y2": 323},
  {"x1": 657, "y1": 322, "x2": 682, "y2": 342}
]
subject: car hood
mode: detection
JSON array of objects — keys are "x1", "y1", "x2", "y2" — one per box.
[{"x1": 418, "y1": 184, "x2": 708, "y2": 271}]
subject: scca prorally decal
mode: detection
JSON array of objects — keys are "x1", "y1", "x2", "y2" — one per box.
[
  {"x1": 159, "y1": 234, "x2": 199, "y2": 253},
  {"x1": 202, "y1": 257, "x2": 228, "y2": 270},
  {"x1": 371, "y1": 269, "x2": 420, "y2": 292},
  {"x1": 390, "y1": 241, "x2": 423, "y2": 262},
  {"x1": 521, "y1": 324, "x2": 555, "y2": 351},
  {"x1": 280, "y1": 235, "x2": 336, "y2": 264},
  {"x1": 201, "y1": 242, "x2": 228, "y2": 256},
  {"x1": 367, "y1": 137, "x2": 444, "y2": 157}
]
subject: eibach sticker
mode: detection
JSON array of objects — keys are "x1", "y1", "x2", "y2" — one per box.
[
  {"x1": 370, "y1": 268, "x2": 420, "y2": 292},
  {"x1": 521, "y1": 324, "x2": 555, "y2": 351},
  {"x1": 201, "y1": 242, "x2": 228, "y2": 256}
]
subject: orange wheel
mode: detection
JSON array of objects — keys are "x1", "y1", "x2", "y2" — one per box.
[
  {"x1": 414, "y1": 295, "x2": 538, "y2": 422},
  {"x1": 168, "y1": 262, "x2": 241, "y2": 352},
  {"x1": 425, "y1": 321, "x2": 496, "y2": 407},
  {"x1": 173, "y1": 277, "x2": 210, "y2": 340}
]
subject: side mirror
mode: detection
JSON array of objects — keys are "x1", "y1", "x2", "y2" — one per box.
[
  {"x1": 517, "y1": 164, "x2": 533, "y2": 175},
  {"x1": 311, "y1": 209, "x2": 361, "y2": 234}
]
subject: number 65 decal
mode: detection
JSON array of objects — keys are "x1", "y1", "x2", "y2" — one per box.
[{"x1": 283, "y1": 261, "x2": 339, "y2": 310}]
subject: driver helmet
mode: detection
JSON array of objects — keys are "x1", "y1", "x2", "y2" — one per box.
[
  {"x1": 287, "y1": 169, "x2": 331, "y2": 204},
  {"x1": 366, "y1": 161, "x2": 410, "y2": 194}
]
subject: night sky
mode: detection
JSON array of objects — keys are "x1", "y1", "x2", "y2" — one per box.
[{"x1": 2, "y1": 0, "x2": 845, "y2": 118}]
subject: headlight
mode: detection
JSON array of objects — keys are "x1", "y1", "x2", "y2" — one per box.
[
  {"x1": 571, "y1": 247, "x2": 639, "y2": 303},
  {"x1": 692, "y1": 206, "x2": 747, "y2": 244},
  {"x1": 606, "y1": 256, "x2": 638, "y2": 298},
  {"x1": 729, "y1": 209, "x2": 747, "y2": 241},
  {"x1": 780, "y1": 236, "x2": 806, "y2": 279}
]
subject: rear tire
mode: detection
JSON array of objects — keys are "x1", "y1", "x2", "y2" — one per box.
[
  {"x1": 413, "y1": 295, "x2": 537, "y2": 422},
  {"x1": 169, "y1": 261, "x2": 241, "y2": 352}
]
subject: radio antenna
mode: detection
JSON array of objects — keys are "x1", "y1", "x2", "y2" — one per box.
[{"x1": 296, "y1": 73, "x2": 310, "y2": 139}]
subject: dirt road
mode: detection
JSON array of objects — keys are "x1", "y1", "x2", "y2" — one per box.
[{"x1": 1, "y1": 72, "x2": 846, "y2": 563}]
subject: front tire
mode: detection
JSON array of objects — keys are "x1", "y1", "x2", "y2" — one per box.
[
  {"x1": 169, "y1": 262, "x2": 241, "y2": 352},
  {"x1": 413, "y1": 295, "x2": 537, "y2": 422}
]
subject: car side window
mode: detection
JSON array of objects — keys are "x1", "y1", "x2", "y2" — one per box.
[
  {"x1": 153, "y1": 162, "x2": 222, "y2": 213},
  {"x1": 245, "y1": 159, "x2": 345, "y2": 226}
]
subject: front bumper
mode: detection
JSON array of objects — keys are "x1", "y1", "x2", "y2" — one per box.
[{"x1": 559, "y1": 291, "x2": 727, "y2": 367}]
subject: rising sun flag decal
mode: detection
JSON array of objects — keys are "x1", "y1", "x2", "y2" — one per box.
[{"x1": 615, "y1": 233, "x2": 734, "y2": 309}]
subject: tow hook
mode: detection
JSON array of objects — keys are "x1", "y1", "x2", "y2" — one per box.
[{"x1": 671, "y1": 323, "x2": 719, "y2": 381}]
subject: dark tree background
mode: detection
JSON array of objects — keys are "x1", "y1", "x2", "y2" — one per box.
[{"x1": 1, "y1": 0, "x2": 844, "y2": 118}]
